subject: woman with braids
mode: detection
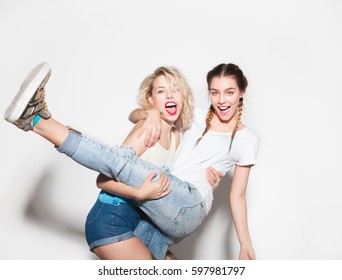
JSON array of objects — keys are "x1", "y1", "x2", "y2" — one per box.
[{"x1": 5, "y1": 62, "x2": 258, "y2": 259}]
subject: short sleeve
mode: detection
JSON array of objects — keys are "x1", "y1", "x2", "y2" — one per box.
[{"x1": 236, "y1": 131, "x2": 259, "y2": 166}]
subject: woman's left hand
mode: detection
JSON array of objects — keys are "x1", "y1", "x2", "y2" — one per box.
[
  {"x1": 239, "y1": 245, "x2": 256, "y2": 260},
  {"x1": 206, "y1": 167, "x2": 224, "y2": 191}
]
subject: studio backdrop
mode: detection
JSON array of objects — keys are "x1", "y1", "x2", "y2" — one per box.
[{"x1": 1, "y1": 0, "x2": 341, "y2": 259}]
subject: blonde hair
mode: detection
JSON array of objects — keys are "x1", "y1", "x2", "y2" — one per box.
[
  {"x1": 137, "y1": 66, "x2": 194, "y2": 131},
  {"x1": 197, "y1": 63, "x2": 248, "y2": 151}
]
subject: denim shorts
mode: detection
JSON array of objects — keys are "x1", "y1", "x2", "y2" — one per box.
[{"x1": 85, "y1": 199, "x2": 144, "y2": 250}]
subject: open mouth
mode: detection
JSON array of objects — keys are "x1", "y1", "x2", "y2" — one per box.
[
  {"x1": 217, "y1": 106, "x2": 231, "y2": 113},
  {"x1": 165, "y1": 101, "x2": 177, "y2": 115}
]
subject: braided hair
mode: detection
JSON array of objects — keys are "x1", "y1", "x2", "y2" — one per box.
[
  {"x1": 197, "y1": 63, "x2": 248, "y2": 151},
  {"x1": 196, "y1": 105, "x2": 215, "y2": 144}
]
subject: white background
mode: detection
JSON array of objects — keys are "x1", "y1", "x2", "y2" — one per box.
[{"x1": 1, "y1": 0, "x2": 342, "y2": 260}]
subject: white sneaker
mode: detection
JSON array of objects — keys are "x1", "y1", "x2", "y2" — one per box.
[{"x1": 4, "y1": 62, "x2": 52, "y2": 131}]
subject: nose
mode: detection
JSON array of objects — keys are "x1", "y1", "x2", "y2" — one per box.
[
  {"x1": 166, "y1": 89, "x2": 174, "y2": 99},
  {"x1": 218, "y1": 93, "x2": 226, "y2": 104}
]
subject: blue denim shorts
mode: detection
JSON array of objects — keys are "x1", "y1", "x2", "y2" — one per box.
[{"x1": 85, "y1": 199, "x2": 144, "y2": 250}]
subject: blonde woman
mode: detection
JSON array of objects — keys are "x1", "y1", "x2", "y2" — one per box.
[{"x1": 86, "y1": 66, "x2": 191, "y2": 260}]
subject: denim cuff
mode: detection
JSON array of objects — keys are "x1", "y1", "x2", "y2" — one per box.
[{"x1": 56, "y1": 127, "x2": 82, "y2": 157}]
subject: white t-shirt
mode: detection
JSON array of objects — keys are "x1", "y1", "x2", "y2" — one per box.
[{"x1": 171, "y1": 107, "x2": 259, "y2": 213}]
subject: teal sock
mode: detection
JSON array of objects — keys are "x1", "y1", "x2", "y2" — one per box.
[{"x1": 32, "y1": 114, "x2": 42, "y2": 127}]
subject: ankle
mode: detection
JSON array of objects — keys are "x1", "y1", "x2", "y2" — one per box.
[{"x1": 32, "y1": 114, "x2": 42, "y2": 127}]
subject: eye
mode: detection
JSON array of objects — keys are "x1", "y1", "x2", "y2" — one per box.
[
  {"x1": 157, "y1": 90, "x2": 165, "y2": 94},
  {"x1": 172, "y1": 84, "x2": 180, "y2": 92},
  {"x1": 210, "y1": 91, "x2": 219, "y2": 96}
]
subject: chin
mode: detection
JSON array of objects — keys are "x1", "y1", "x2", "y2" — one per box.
[{"x1": 218, "y1": 114, "x2": 233, "y2": 122}]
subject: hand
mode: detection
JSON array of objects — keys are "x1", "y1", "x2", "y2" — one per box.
[
  {"x1": 239, "y1": 245, "x2": 256, "y2": 260},
  {"x1": 137, "y1": 108, "x2": 162, "y2": 148},
  {"x1": 136, "y1": 172, "x2": 171, "y2": 200},
  {"x1": 206, "y1": 167, "x2": 224, "y2": 191}
]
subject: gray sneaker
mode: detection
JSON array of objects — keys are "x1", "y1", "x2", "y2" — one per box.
[{"x1": 4, "y1": 62, "x2": 52, "y2": 131}]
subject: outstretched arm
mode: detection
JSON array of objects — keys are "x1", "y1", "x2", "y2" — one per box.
[
  {"x1": 230, "y1": 165, "x2": 256, "y2": 260},
  {"x1": 128, "y1": 108, "x2": 148, "y2": 124}
]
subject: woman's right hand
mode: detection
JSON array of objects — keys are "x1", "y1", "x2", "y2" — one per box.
[
  {"x1": 136, "y1": 172, "x2": 171, "y2": 200},
  {"x1": 137, "y1": 108, "x2": 162, "y2": 147}
]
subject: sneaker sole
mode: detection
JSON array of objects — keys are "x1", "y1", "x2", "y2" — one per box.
[{"x1": 4, "y1": 62, "x2": 51, "y2": 123}]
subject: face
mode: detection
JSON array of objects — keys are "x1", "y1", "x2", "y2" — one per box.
[
  {"x1": 209, "y1": 76, "x2": 244, "y2": 123},
  {"x1": 148, "y1": 75, "x2": 184, "y2": 124}
]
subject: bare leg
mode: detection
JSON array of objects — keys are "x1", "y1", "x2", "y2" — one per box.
[
  {"x1": 32, "y1": 118, "x2": 69, "y2": 148},
  {"x1": 164, "y1": 250, "x2": 177, "y2": 260},
  {"x1": 93, "y1": 237, "x2": 154, "y2": 260}
]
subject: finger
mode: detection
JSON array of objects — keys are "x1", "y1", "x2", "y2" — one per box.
[
  {"x1": 206, "y1": 167, "x2": 213, "y2": 172},
  {"x1": 137, "y1": 127, "x2": 144, "y2": 138},
  {"x1": 161, "y1": 174, "x2": 170, "y2": 189},
  {"x1": 213, "y1": 172, "x2": 222, "y2": 182},
  {"x1": 207, "y1": 166, "x2": 215, "y2": 172},
  {"x1": 156, "y1": 173, "x2": 166, "y2": 187},
  {"x1": 144, "y1": 131, "x2": 152, "y2": 147},
  {"x1": 162, "y1": 178, "x2": 170, "y2": 192},
  {"x1": 152, "y1": 136, "x2": 158, "y2": 147},
  {"x1": 152, "y1": 133, "x2": 159, "y2": 146},
  {"x1": 160, "y1": 188, "x2": 172, "y2": 197},
  {"x1": 156, "y1": 126, "x2": 162, "y2": 138},
  {"x1": 160, "y1": 174, "x2": 170, "y2": 189},
  {"x1": 210, "y1": 168, "x2": 219, "y2": 177},
  {"x1": 147, "y1": 130, "x2": 157, "y2": 147},
  {"x1": 206, "y1": 167, "x2": 215, "y2": 178},
  {"x1": 207, "y1": 168, "x2": 224, "y2": 182},
  {"x1": 210, "y1": 174, "x2": 218, "y2": 185},
  {"x1": 206, "y1": 168, "x2": 215, "y2": 182},
  {"x1": 149, "y1": 126, "x2": 161, "y2": 147},
  {"x1": 147, "y1": 172, "x2": 157, "y2": 182},
  {"x1": 147, "y1": 128, "x2": 154, "y2": 144},
  {"x1": 212, "y1": 172, "x2": 218, "y2": 181},
  {"x1": 148, "y1": 139, "x2": 155, "y2": 148},
  {"x1": 207, "y1": 167, "x2": 222, "y2": 178},
  {"x1": 157, "y1": 173, "x2": 165, "y2": 181}
]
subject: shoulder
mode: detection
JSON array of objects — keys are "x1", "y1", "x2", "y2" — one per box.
[
  {"x1": 234, "y1": 126, "x2": 259, "y2": 166},
  {"x1": 121, "y1": 120, "x2": 148, "y2": 156},
  {"x1": 239, "y1": 126, "x2": 259, "y2": 144},
  {"x1": 123, "y1": 120, "x2": 145, "y2": 141}
]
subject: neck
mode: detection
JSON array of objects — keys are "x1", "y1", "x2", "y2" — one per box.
[
  {"x1": 210, "y1": 112, "x2": 236, "y2": 132},
  {"x1": 161, "y1": 118, "x2": 173, "y2": 133},
  {"x1": 157, "y1": 119, "x2": 174, "y2": 148}
]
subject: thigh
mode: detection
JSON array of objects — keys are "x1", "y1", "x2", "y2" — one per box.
[
  {"x1": 134, "y1": 219, "x2": 168, "y2": 260},
  {"x1": 85, "y1": 200, "x2": 143, "y2": 250},
  {"x1": 93, "y1": 237, "x2": 154, "y2": 260}
]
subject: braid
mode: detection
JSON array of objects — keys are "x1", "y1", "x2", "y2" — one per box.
[
  {"x1": 196, "y1": 105, "x2": 214, "y2": 144},
  {"x1": 229, "y1": 97, "x2": 243, "y2": 151}
]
